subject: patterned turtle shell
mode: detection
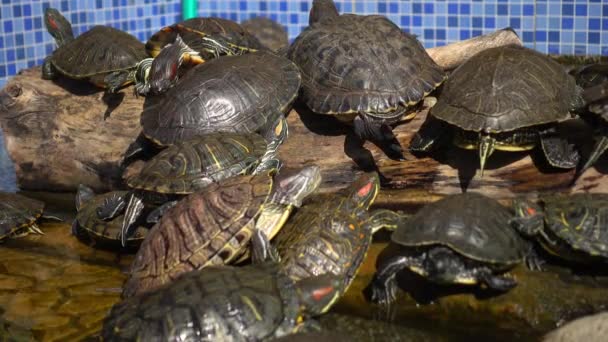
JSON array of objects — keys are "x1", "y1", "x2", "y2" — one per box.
[
  {"x1": 74, "y1": 191, "x2": 148, "y2": 249},
  {"x1": 241, "y1": 17, "x2": 289, "y2": 52},
  {"x1": 145, "y1": 17, "x2": 263, "y2": 59},
  {"x1": 536, "y1": 193, "x2": 608, "y2": 259},
  {"x1": 140, "y1": 51, "x2": 300, "y2": 147},
  {"x1": 122, "y1": 172, "x2": 275, "y2": 297},
  {"x1": 288, "y1": 5, "x2": 445, "y2": 119},
  {"x1": 393, "y1": 192, "x2": 527, "y2": 265},
  {"x1": 126, "y1": 133, "x2": 268, "y2": 195},
  {"x1": 0, "y1": 192, "x2": 44, "y2": 240}
]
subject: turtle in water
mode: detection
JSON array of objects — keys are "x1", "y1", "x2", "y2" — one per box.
[
  {"x1": 241, "y1": 16, "x2": 289, "y2": 52},
  {"x1": 42, "y1": 8, "x2": 150, "y2": 93},
  {"x1": 0, "y1": 192, "x2": 47, "y2": 240},
  {"x1": 410, "y1": 44, "x2": 583, "y2": 175},
  {"x1": 288, "y1": 0, "x2": 445, "y2": 162},
  {"x1": 256, "y1": 172, "x2": 399, "y2": 295},
  {"x1": 102, "y1": 263, "x2": 341, "y2": 341},
  {"x1": 125, "y1": 50, "x2": 299, "y2": 162},
  {"x1": 512, "y1": 193, "x2": 608, "y2": 264},
  {"x1": 364, "y1": 193, "x2": 528, "y2": 304},
  {"x1": 72, "y1": 185, "x2": 149, "y2": 250},
  {"x1": 111, "y1": 131, "x2": 284, "y2": 246},
  {"x1": 122, "y1": 166, "x2": 321, "y2": 297}
]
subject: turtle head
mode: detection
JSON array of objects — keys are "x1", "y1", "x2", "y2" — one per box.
[
  {"x1": 270, "y1": 166, "x2": 322, "y2": 207},
  {"x1": 345, "y1": 172, "x2": 380, "y2": 211},
  {"x1": 146, "y1": 35, "x2": 201, "y2": 95},
  {"x1": 310, "y1": 0, "x2": 340, "y2": 26},
  {"x1": 295, "y1": 273, "x2": 342, "y2": 316},
  {"x1": 44, "y1": 8, "x2": 74, "y2": 46},
  {"x1": 510, "y1": 198, "x2": 544, "y2": 236},
  {"x1": 75, "y1": 184, "x2": 95, "y2": 212}
]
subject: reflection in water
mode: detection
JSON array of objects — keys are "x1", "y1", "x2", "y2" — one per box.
[{"x1": 0, "y1": 127, "x2": 17, "y2": 192}]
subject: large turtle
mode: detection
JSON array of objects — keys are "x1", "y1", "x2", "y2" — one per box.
[
  {"x1": 411, "y1": 44, "x2": 583, "y2": 175},
  {"x1": 42, "y1": 8, "x2": 150, "y2": 93},
  {"x1": 364, "y1": 193, "x2": 528, "y2": 304},
  {"x1": 288, "y1": 0, "x2": 446, "y2": 160},
  {"x1": 512, "y1": 193, "x2": 608, "y2": 264},
  {"x1": 102, "y1": 263, "x2": 341, "y2": 341},
  {"x1": 0, "y1": 192, "x2": 46, "y2": 240},
  {"x1": 241, "y1": 16, "x2": 289, "y2": 52},
  {"x1": 122, "y1": 166, "x2": 321, "y2": 297},
  {"x1": 72, "y1": 185, "x2": 149, "y2": 250},
  {"x1": 256, "y1": 172, "x2": 398, "y2": 294},
  {"x1": 126, "y1": 50, "x2": 300, "y2": 160}
]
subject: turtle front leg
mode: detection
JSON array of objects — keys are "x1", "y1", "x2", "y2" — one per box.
[
  {"x1": 104, "y1": 71, "x2": 130, "y2": 94},
  {"x1": 475, "y1": 268, "x2": 517, "y2": 291},
  {"x1": 121, "y1": 192, "x2": 145, "y2": 247},
  {"x1": 251, "y1": 229, "x2": 281, "y2": 264},
  {"x1": 353, "y1": 115, "x2": 405, "y2": 161},
  {"x1": 96, "y1": 192, "x2": 128, "y2": 221},
  {"x1": 255, "y1": 116, "x2": 289, "y2": 174},
  {"x1": 363, "y1": 255, "x2": 410, "y2": 305},
  {"x1": 539, "y1": 128, "x2": 580, "y2": 169},
  {"x1": 409, "y1": 114, "x2": 452, "y2": 153},
  {"x1": 146, "y1": 201, "x2": 178, "y2": 224},
  {"x1": 579, "y1": 133, "x2": 608, "y2": 175},
  {"x1": 42, "y1": 56, "x2": 57, "y2": 80}
]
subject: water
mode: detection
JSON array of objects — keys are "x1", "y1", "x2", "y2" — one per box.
[{"x1": 0, "y1": 127, "x2": 17, "y2": 192}]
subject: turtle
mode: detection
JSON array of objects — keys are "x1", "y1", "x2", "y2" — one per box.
[
  {"x1": 410, "y1": 44, "x2": 584, "y2": 175},
  {"x1": 42, "y1": 8, "x2": 151, "y2": 93},
  {"x1": 287, "y1": 0, "x2": 446, "y2": 161},
  {"x1": 102, "y1": 263, "x2": 342, "y2": 341},
  {"x1": 114, "y1": 131, "x2": 284, "y2": 247},
  {"x1": 126, "y1": 50, "x2": 300, "y2": 161},
  {"x1": 255, "y1": 172, "x2": 399, "y2": 295},
  {"x1": 241, "y1": 16, "x2": 289, "y2": 52},
  {"x1": 122, "y1": 165, "x2": 322, "y2": 297},
  {"x1": 0, "y1": 192, "x2": 46, "y2": 240},
  {"x1": 511, "y1": 193, "x2": 608, "y2": 264},
  {"x1": 364, "y1": 192, "x2": 529, "y2": 305},
  {"x1": 72, "y1": 185, "x2": 149, "y2": 250}
]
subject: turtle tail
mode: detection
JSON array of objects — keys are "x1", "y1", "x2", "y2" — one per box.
[{"x1": 478, "y1": 134, "x2": 496, "y2": 177}]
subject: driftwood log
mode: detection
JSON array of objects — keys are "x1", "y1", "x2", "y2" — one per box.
[{"x1": 3, "y1": 28, "x2": 604, "y2": 207}]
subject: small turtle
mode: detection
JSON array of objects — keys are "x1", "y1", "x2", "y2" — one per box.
[
  {"x1": 122, "y1": 166, "x2": 321, "y2": 297},
  {"x1": 0, "y1": 192, "x2": 46, "y2": 240},
  {"x1": 42, "y1": 8, "x2": 150, "y2": 93},
  {"x1": 257, "y1": 172, "x2": 398, "y2": 294},
  {"x1": 102, "y1": 263, "x2": 341, "y2": 341},
  {"x1": 72, "y1": 185, "x2": 149, "y2": 250},
  {"x1": 241, "y1": 17, "x2": 289, "y2": 52},
  {"x1": 288, "y1": 0, "x2": 445, "y2": 161},
  {"x1": 364, "y1": 193, "x2": 528, "y2": 304},
  {"x1": 411, "y1": 45, "x2": 583, "y2": 175},
  {"x1": 512, "y1": 193, "x2": 608, "y2": 264}
]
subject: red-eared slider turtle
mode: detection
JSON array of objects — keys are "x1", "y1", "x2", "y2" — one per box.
[
  {"x1": 127, "y1": 50, "x2": 299, "y2": 159},
  {"x1": 411, "y1": 45, "x2": 584, "y2": 175},
  {"x1": 42, "y1": 8, "x2": 150, "y2": 93},
  {"x1": 0, "y1": 192, "x2": 46, "y2": 240},
  {"x1": 114, "y1": 131, "x2": 284, "y2": 246},
  {"x1": 72, "y1": 185, "x2": 149, "y2": 250},
  {"x1": 288, "y1": 0, "x2": 446, "y2": 160},
  {"x1": 364, "y1": 193, "x2": 528, "y2": 304},
  {"x1": 256, "y1": 172, "x2": 398, "y2": 294},
  {"x1": 122, "y1": 166, "x2": 321, "y2": 297},
  {"x1": 512, "y1": 193, "x2": 608, "y2": 264},
  {"x1": 241, "y1": 17, "x2": 289, "y2": 52},
  {"x1": 102, "y1": 263, "x2": 341, "y2": 341}
]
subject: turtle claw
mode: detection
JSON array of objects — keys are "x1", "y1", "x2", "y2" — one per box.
[
  {"x1": 28, "y1": 224, "x2": 44, "y2": 235},
  {"x1": 97, "y1": 193, "x2": 127, "y2": 221},
  {"x1": 121, "y1": 194, "x2": 145, "y2": 247},
  {"x1": 363, "y1": 276, "x2": 398, "y2": 305}
]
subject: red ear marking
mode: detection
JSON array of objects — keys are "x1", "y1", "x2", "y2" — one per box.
[
  {"x1": 357, "y1": 182, "x2": 373, "y2": 198},
  {"x1": 170, "y1": 62, "x2": 178, "y2": 78},
  {"x1": 312, "y1": 286, "x2": 335, "y2": 302},
  {"x1": 526, "y1": 207, "x2": 537, "y2": 215},
  {"x1": 48, "y1": 17, "x2": 58, "y2": 30}
]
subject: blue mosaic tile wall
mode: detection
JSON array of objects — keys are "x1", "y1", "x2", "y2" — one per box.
[{"x1": 1, "y1": 1, "x2": 608, "y2": 89}]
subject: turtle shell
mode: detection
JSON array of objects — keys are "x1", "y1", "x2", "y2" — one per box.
[
  {"x1": 273, "y1": 194, "x2": 372, "y2": 292},
  {"x1": 74, "y1": 191, "x2": 148, "y2": 248},
  {"x1": 540, "y1": 193, "x2": 608, "y2": 258},
  {"x1": 392, "y1": 192, "x2": 527, "y2": 265},
  {"x1": 241, "y1": 17, "x2": 289, "y2": 52},
  {"x1": 103, "y1": 263, "x2": 302, "y2": 341},
  {"x1": 431, "y1": 45, "x2": 577, "y2": 133},
  {"x1": 0, "y1": 193, "x2": 44, "y2": 239},
  {"x1": 122, "y1": 172, "x2": 274, "y2": 297},
  {"x1": 49, "y1": 26, "x2": 147, "y2": 84},
  {"x1": 141, "y1": 51, "x2": 301, "y2": 146},
  {"x1": 126, "y1": 133, "x2": 268, "y2": 195},
  {"x1": 288, "y1": 14, "x2": 445, "y2": 117},
  {"x1": 146, "y1": 17, "x2": 264, "y2": 59}
]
